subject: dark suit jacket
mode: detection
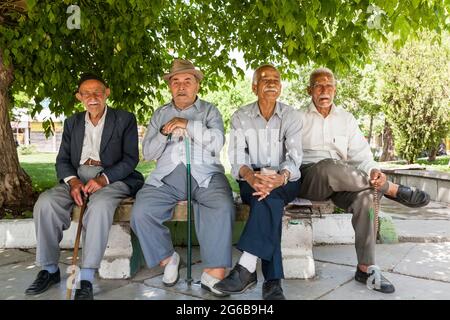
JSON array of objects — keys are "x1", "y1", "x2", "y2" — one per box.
[{"x1": 56, "y1": 107, "x2": 144, "y2": 196}]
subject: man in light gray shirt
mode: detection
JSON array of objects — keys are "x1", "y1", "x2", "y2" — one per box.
[
  {"x1": 214, "y1": 64, "x2": 302, "y2": 300},
  {"x1": 131, "y1": 59, "x2": 234, "y2": 297}
]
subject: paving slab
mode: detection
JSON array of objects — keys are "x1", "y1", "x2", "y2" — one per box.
[
  {"x1": 96, "y1": 283, "x2": 200, "y2": 300},
  {"x1": 283, "y1": 262, "x2": 355, "y2": 300},
  {"x1": 0, "y1": 249, "x2": 34, "y2": 267},
  {"x1": 144, "y1": 261, "x2": 264, "y2": 300},
  {"x1": 393, "y1": 220, "x2": 450, "y2": 242},
  {"x1": 131, "y1": 266, "x2": 164, "y2": 283},
  {"x1": 393, "y1": 243, "x2": 450, "y2": 282},
  {"x1": 0, "y1": 260, "x2": 130, "y2": 300},
  {"x1": 381, "y1": 199, "x2": 450, "y2": 221},
  {"x1": 313, "y1": 243, "x2": 417, "y2": 271},
  {"x1": 320, "y1": 272, "x2": 450, "y2": 300}
]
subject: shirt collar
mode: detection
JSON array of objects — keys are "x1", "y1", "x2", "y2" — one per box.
[
  {"x1": 85, "y1": 106, "x2": 107, "y2": 126},
  {"x1": 307, "y1": 101, "x2": 340, "y2": 116},
  {"x1": 248, "y1": 101, "x2": 283, "y2": 119},
  {"x1": 168, "y1": 96, "x2": 201, "y2": 112}
]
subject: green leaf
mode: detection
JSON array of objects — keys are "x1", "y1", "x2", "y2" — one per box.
[{"x1": 26, "y1": 0, "x2": 36, "y2": 11}]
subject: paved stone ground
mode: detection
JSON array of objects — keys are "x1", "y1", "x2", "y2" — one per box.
[{"x1": 0, "y1": 200, "x2": 449, "y2": 300}]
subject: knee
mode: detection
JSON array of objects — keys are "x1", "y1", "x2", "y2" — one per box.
[
  {"x1": 84, "y1": 200, "x2": 115, "y2": 223},
  {"x1": 130, "y1": 199, "x2": 159, "y2": 226},
  {"x1": 33, "y1": 192, "x2": 54, "y2": 217},
  {"x1": 315, "y1": 159, "x2": 341, "y2": 180}
]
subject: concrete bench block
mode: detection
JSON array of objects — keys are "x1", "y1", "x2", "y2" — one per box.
[
  {"x1": 313, "y1": 214, "x2": 354, "y2": 244},
  {"x1": 281, "y1": 217, "x2": 315, "y2": 279},
  {"x1": 2, "y1": 220, "x2": 36, "y2": 248},
  {"x1": 437, "y1": 180, "x2": 450, "y2": 203},
  {"x1": 99, "y1": 257, "x2": 131, "y2": 279},
  {"x1": 60, "y1": 222, "x2": 79, "y2": 249},
  {"x1": 99, "y1": 223, "x2": 133, "y2": 279}
]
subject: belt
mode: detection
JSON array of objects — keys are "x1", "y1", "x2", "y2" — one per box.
[{"x1": 83, "y1": 158, "x2": 102, "y2": 166}]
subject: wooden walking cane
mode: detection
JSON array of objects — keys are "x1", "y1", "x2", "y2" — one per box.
[{"x1": 66, "y1": 193, "x2": 89, "y2": 300}]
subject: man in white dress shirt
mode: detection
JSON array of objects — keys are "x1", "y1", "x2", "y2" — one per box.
[{"x1": 298, "y1": 67, "x2": 430, "y2": 294}]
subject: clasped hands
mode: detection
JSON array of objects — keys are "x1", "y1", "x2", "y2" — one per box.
[{"x1": 243, "y1": 170, "x2": 286, "y2": 201}]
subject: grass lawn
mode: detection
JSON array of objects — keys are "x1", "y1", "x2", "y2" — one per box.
[{"x1": 19, "y1": 153, "x2": 240, "y2": 194}]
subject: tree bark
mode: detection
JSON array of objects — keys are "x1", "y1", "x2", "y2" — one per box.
[
  {"x1": 367, "y1": 114, "x2": 374, "y2": 145},
  {"x1": 427, "y1": 148, "x2": 437, "y2": 162},
  {"x1": 0, "y1": 49, "x2": 35, "y2": 215},
  {"x1": 379, "y1": 120, "x2": 395, "y2": 162}
]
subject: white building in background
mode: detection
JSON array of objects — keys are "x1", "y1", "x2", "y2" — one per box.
[{"x1": 11, "y1": 106, "x2": 65, "y2": 153}]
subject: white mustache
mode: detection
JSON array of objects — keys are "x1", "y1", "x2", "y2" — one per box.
[
  {"x1": 264, "y1": 88, "x2": 278, "y2": 92},
  {"x1": 319, "y1": 94, "x2": 330, "y2": 100}
]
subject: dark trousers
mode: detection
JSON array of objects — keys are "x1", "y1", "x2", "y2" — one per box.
[{"x1": 237, "y1": 180, "x2": 300, "y2": 280}]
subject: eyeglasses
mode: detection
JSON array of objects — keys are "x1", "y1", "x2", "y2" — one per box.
[
  {"x1": 78, "y1": 90, "x2": 104, "y2": 98},
  {"x1": 311, "y1": 83, "x2": 335, "y2": 91}
]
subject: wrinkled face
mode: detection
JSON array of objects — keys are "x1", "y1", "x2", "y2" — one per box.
[
  {"x1": 308, "y1": 73, "x2": 336, "y2": 109},
  {"x1": 252, "y1": 67, "x2": 281, "y2": 101},
  {"x1": 169, "y1": 73, "x2": 200, "y2": 109},
  {"x1": 76, "y1": 80, "x2": 110, "y2": 116}
]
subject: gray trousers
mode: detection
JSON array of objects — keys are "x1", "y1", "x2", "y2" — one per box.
[
  {"x1": 33, "y1": 165, "x2": 130, "y2": 268},
  {"x1": 298, "y1": 159, "x2": 388, "y2": 265},
  {"x1": 131, "y1": 164, "x2": 235, "y2": 269}
]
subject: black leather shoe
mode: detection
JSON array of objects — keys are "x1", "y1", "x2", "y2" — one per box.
[
  {"x1": 385, "y1": 184, "x2": 430, "y2": 208},
  {"x1": 355, "y1": 267, "x2": 395, "y2": 294},
  {"x1": 74, "y1": 280, "x2": 94, "y2": 300},
  {"x1": 262, "y1": 280, "x2": 286, "y2": 300},
  {"x1": 213, "y1": 264, "x2": 257, "y2": 294},
  {"x1": 25, "y1": 269, "x2": 60, "y2": 295}
]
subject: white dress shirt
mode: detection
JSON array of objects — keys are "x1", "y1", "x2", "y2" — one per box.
[
  {"x1": 79, "y1": 107, "x2": 107, "y2": 164},
  {"x1": 300, "y1": 102, "x2": 379, "y2": 175},
  {"x1": 64, "y1": 107, "x2": 109, "y2": 184}
]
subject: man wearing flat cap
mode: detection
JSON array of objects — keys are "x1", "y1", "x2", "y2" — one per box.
[
  {"x1": 25, "y1": 73, "x2": 144, "y2": 300},
  {"x1": 131, "y1": 59, "x2": 235, "y2": 296}
]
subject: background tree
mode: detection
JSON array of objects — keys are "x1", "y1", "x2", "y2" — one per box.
[
  {"x1": 379, "y1": 31, "x2": 450, "y2": 164},
  {"x1": 1, "y1": 0, "x2": 449, "y2": 212}
]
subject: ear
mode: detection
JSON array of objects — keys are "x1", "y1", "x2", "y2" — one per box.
[
  {"x1": 252, "y1": 83, "x2": 257, "y2": 95},
  {"x1": 307, "y1": 86, "x2": 312, "y2": 96},
  {"x1": 105, "y1": 87, "x2": 111, "y2": 98},
  {"x1": 75, "y1": 92, "x2": 82, "y2": 102}
]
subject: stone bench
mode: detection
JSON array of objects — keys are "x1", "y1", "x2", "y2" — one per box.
[{"x1": 71, "y1": 197, "x2": 336, "y2": 280}]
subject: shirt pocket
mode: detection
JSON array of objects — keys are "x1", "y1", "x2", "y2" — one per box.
[{"x1": 333, "y1": 135, "x2": 348, "y2": 160}]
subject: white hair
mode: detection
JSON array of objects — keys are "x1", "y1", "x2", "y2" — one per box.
[
  {"x1": 252, "y1": 64, "x2": 280, "y2": 85},
  {"x1": 309, "y1": 67, "x2": 336, "y2": 86}
]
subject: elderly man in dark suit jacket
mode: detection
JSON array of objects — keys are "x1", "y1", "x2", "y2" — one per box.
[{"x1": 25, "y1": 74, "x2": 144, "y2": 300}]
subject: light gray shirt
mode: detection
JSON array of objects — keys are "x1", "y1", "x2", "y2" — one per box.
[
  {"x1": 300, "y1": 101, "x2": 379, "y2": 175},
  {"x1": 142, "y1": 98, "x2": 225, "y2": 188},
  {"x1": 228, "y1": 101, "x2": 303, "y2": 181}
]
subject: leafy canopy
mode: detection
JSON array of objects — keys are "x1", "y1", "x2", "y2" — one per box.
[{"x1": 1, "y1": 0, "x2": 449, "y2": 129}]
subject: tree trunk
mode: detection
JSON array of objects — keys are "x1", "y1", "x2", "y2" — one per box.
[
  {"x1": 0, "y1": 49, "x2": 35, "y2": 215},
  {"x1": 427, "y1": 148, "x2": 437, "y2": 162},
  {"x1": 367, "y1": 114, "x2": 373, "y2": 145},
  {"x1": 379, "y1": 120, "x2": 395, "y2": 162}
]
